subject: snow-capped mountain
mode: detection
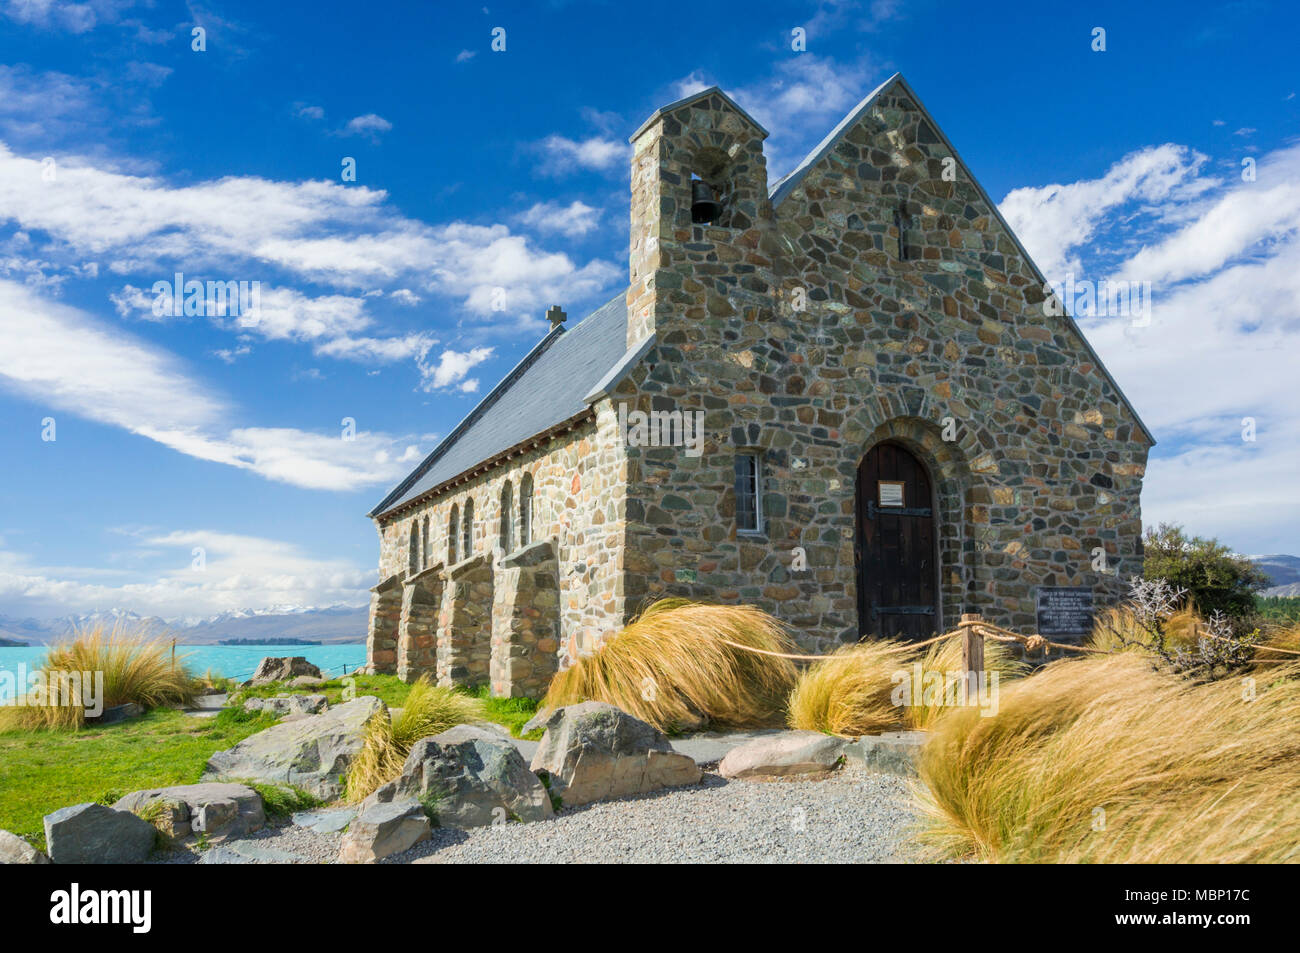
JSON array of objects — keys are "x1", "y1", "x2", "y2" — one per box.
[{"x1": 0, "y1": 604, "x2": 367, "y2": 645}]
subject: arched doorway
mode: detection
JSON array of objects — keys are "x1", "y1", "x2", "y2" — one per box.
[{"x1": 855, "y1": 441, "x2": 939, "y2": 640}]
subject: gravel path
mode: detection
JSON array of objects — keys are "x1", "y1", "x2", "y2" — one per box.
[{"x1": 149, "y1": 766, "x2": 921, "y2": 864}]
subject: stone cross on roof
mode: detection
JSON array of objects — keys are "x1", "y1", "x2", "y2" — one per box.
[{"x1": 546, "y1": 305, "x2": 567, "y2": 330}]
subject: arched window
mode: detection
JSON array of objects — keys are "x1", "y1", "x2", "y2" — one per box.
[
  {"x1": 448, "y1": 505, "x2": 459, "y2": 564},
  {"x1": 462, "y1": 498, "x2": 474, "y2": 557},
  {"x1": 499, "y1": 480, "x2": 514, "y2": 553},
  {"x1": 408, "y1": 520, "x2": 420, "y2": 575},
  {"x1": 422, "y1": 515, "x2": 431, "y2": 568},
  {"x1": 519, "y1": 472, "x2": 533, "y2": 547}
]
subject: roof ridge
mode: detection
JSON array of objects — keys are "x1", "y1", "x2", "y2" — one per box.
[{"x1": 630, "y1": 85, "x2": 769, "y2": 142}]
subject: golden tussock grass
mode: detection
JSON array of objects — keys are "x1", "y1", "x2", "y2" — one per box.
[
  {"x1": 541, "y1": 599, "x2": 799, "y2": 733},
  {"x1": 786, "y1": 640, "x2": 908, "y2": 736},
  {"x1": 785, "y1": 635, "x2": 1025, "y2": 736},
  {"x1": 345, "y1": 676, "x2": 485, "y2": 802},
  {"x1": 1087, "y1": 604, "x2": 1204, "y2": 654},
  {"x1": 915, "y1": 652, "x2": 1300, "y2": 863},
  {"x1": 0, "y1": 622, "x2": 196, "y2": 731}
]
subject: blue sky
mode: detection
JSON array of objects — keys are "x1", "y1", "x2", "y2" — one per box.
[{"x1": 1, "y1": 0, "x2": 1297, "y2": 620}]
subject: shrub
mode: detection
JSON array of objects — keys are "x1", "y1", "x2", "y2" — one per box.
[
  {"x1": 0, "y1": 623, "x2": 196, "y2": 731},
  {"x1": 1142, "y1": 523, "x2": 1269, "y2": 623},
  {"x1": 344, "y1": 676, "x2": 485, "y2": 802},
  {"x1": 1089, "y1": 578, "x2": 1263, "y2": 678},
  {"x1": 915, "y1": 653, "x2": 1300, "y2": 863},
  {"x1": 541, "y1": 600, "x2": 799, "y2": 733}
]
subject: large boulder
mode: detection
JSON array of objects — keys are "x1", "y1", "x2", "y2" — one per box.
[
  {"x1": 243, "y1": 694, "x2": 328, "y2": 718},
  {"x1": 250, "y1": 656, "x2": 322, "y2": 685},
  {"x1": 337, "y1": 797, "x2": 430, "y2": 864},
  {"x1": 202, "y1": 696, "x2": 385, "y2": 799},
  {"x1": 0, "y1": 830, "x2": 50, "y2": 864},
  {"x1": 529, "y1": 702, "x2": 701, "y2": 807},
  {"x1": 43, "y1": 803, "x2": 156, "y2": 864},
  {"x1": 113, "y1": 782, "x2": 265, "y2": 841},
  {"x1": 376, "y1": 724, "x2": 553, "y2": 828},
  {"x1": 718, "y1": 731, "x2": 847, "y2": 780}
]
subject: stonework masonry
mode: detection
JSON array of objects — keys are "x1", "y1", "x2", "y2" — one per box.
[{"x1": 365, "y1": 76, "x2": 1151, "y2": 694}]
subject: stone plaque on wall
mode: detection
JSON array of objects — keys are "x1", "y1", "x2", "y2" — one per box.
[{"x1": 1035, "y1": 586, "x2": 1095, "y2": 637}]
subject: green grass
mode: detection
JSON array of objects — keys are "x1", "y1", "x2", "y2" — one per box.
[
  {"x1": 236, "y1": 674, "x2": 542, "y2": 738},
  {"x1": 464, "y1": 683, "x2": 542, "y2": 739},
  {"x1": 233, "y1": 674, "x2": 413, "y2": 708},
  {"x1": 0, "y1": 674, "x2": 545, "y2": 853},
  {"x1": 0, "y1": 706, "x2": 277, "y2": 852}
]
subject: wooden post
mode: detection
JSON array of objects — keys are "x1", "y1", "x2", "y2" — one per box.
[{"x1": 960, "y1": 613, "x2": 985, "y2": 706}]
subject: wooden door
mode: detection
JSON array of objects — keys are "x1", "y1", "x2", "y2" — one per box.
[{"x1": 855, "y1": 442, "x2": 938, "y2": 640}]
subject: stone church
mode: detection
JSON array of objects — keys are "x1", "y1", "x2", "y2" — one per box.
[{"x1": 364, "y1": 74, "x2": 1152, "y2": 697}]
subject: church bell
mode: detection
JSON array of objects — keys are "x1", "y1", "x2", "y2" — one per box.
[{"x1": 690, "y1": 179, "x2": 724, "y2": 224}]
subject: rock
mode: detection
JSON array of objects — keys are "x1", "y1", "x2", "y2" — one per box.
[
  {"x1": 250, "y1": 656, "x2": 322, "y2": 685},
  {"x1": 202, "y1": 696, "x2": 385, "y2": 799},
  {"x1": 291, "y1": 807, "x2": 356, "y2": 834},
  {"x1": 529, "y1": 702, "x2": 701, "y2": 807},
  {"x1": 337, "y1": 798, "x2": 430, "y2": 863},
  {"x1": 114, "y1": 782, "x2": 266, "y2": 841},
  {"x1": 520, "y1": 707, "x2": 553, "y2": 736},
  {"x1": 718, "y1": 731, "x2": 847, "y2": 780},
  {"x1": 0, "y1": 830, "x2": 50, "y2": 864},
  {"x1": 386, "y1": 725, "x2": 554, "y2": 828},
  {"x1": 200, "y1": 842, "x2": 310, "y2": 864},
  {"x1": 843, "y1": 730, "x2": 926, "y2": 777},
  {"x1": 43, "y1": 803, "x2": 156, "y2": 864},
  {"x1": 88, "y1": 702, "x2": 143, "y2": 725},
  {"x1": 243, "y1": 694, "x2": 328, "y2": 717},
  {"x1": 287, "y1": 675, "x2": 325, "y2": 689}
]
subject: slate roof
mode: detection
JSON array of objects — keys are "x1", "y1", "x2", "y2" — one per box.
[{"x1": 368, "y1": 293, "x2": 629, "y2": 518}]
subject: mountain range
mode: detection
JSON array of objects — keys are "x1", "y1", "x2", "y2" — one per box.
[
  {"x1": 1251, "y1": 554, "x2": 1300, "y2": 597},
  {"x1": 0, "y1": 605, "x2": 368, "y2": 646}
]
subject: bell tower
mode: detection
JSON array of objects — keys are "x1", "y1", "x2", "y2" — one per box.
[{"x1": 625, "y1": 87, "x2": 774, "y2": 350}]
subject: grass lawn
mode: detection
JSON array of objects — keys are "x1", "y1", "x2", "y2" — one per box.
[
  {"x1": 0, "y1": 707, "x2": 276, "y2": 852},
  {"x1": 1, "y1": 675, "x2": 542, "y2": 852}
]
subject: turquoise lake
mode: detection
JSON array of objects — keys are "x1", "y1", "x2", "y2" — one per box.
[{"x1": 0, "y1": 643, "x2": 367, "y2": 683}]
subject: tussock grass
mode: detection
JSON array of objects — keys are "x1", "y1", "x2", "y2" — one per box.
[
  {"x1": 541, "y1": 600, "x2": 799, "y2": 733},
  {"x1": 0, "y1": 623, "x2": 196, "y2": 731},
  {"x1": 345, "y1": 676, "x2": 485, "y2": 802},
  {"x1": 787, "y1": 641, "x2": 906, "y2": 736},
  {"x1": 1254, "y1": 622, "x2": 1300, "y2": 673},
  {"x1": 915, "y1": 653, "x2": 1300, "y2": 863},
  {"x1": 903, "y1": 636, "x2": 1024, "y2": 731},
  {"x1": 786, "y1": 635, "x2": 1025, "y2": 736},
  {"x1": 1087, "y1": 604, "x2": 1203, "y2": 655}
]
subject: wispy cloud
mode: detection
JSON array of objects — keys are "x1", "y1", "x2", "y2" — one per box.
[{"x1": 0, "y1": 279, "x2": 425, "y2": 491}]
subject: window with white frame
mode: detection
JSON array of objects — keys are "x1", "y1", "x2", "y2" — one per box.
[{"x1": 735, "y1": 452, "x2": 763, "y2": 533}]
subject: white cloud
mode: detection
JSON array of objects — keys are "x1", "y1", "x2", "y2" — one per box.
[
  {"x1": 517, "y1": 199, "x2": 600, "y2": 237},
  {"x1": 341, "y1": 113, "x2": 393, "y2": 138},
  {"x1": 0, "y1": 529, "x2": 373, "y2": 620},
  {"x1": 999, "y1": 144, "x2": 1213, "y2": 280},
  {"x1": 420, "y1": 346, "x2": 493, "y2": 391},
  {"x1": 0, "y1": 144, "x2": 619, "y2": 317},
  {"x1": 0, "y1": 279, "x2": 425, "y2": 491},
  {"x1": 455, "y1": 49, "x2": 475, "y2": 63},
  {"x1": 533, "y1": 134, "x2": 626, "y2": 175}
]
